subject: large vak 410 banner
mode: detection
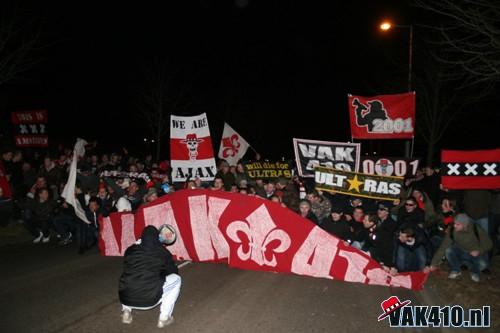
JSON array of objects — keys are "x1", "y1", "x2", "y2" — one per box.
[
  {"x1": 348, "y1": 92, "x2": 415, "y2": 139},
  {"x1": 293, "y1": 138, "x2": 360, "y2": 178},
  {"x1": 11, "y1": 110, "x2": 48, "y2": 147},
  {"x1": 170, "y1": 113, "x2": 217, "y2": 182},
  {"x1": 99, "y1": 190, "x2": 427, "y2": 290}
]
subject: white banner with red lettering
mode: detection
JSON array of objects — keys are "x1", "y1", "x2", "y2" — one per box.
[
  {"x1": 170, "y1": 113, "x2": 217, "y2": 182},
  {"x1": 99, "y1": 190, "x2": 427, "y2": 290},
  {"x1": 218, "y1": 122, "x2": 250, "y2": 166}
]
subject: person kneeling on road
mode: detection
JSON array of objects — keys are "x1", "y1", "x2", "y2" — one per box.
[{"x1": 118, "y1": 225, "x2": 181, "y2": 328}]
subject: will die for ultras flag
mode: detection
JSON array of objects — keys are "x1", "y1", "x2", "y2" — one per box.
[
  {"x1": 170, "y1": 113, "x2": 217, "y2": 182},
  {"x1": 218, "y1": 122, "x2": 250, "y2": 166},
  {"x1": 348, "y1": 92, "x2": 415, "y2": 139}
]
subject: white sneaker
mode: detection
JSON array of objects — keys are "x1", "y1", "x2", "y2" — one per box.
[
  {"x1": 448, "y1": 271, "x2": 462, "y2": 279},
  {"x1": 470, "y1": 273, "x2": 480, "y2": 283},
  {"x1": 42, "y1": 235, "x2": 51, "y2": 243},
  {"x1": 157, "y1": 316, "x2": 174, "y2": 328},
  {"x1": 121, "y1": 309, "x2": 133, "y2": 324},
  {"x1": 33, "y1": 232, "x2": 43, "y2": 244}
]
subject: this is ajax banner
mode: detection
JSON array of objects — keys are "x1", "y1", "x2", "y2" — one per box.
[{"x1": 99, "y1": 190, "x2": 427, "y2": 290}]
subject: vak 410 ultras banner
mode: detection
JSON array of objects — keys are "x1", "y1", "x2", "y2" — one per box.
[
  {"x1": 170, "y1": 113, "x2": 217, "y2": 182},
  {"x1": 99, "y1": 190, "x2": 427, "y2": 290},
  {"x1": 348, "y1": 92, "x2": 415, "y2": 139}
]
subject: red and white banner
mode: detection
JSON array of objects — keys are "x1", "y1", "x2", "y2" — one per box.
[
  {"x1": 170, "y1": 113, "x2": 217, "y2": 182},
  {"x1": 348, "y1": 92, "x2": 415, "y2": 139},
  {"x1": 11, "y1": 110, "x2": 48, "y2": 147},
  {"x1": 441, "y1": 149, "x2": 500, "y2": 189},
  {"x1": 99, "y1": 190, "x2": 428, "y2": 290},
  {"x1": 218, "y1": 122, "x2": 250, "y2": 166}
]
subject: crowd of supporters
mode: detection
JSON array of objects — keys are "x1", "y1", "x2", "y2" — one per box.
[{"x1": 0, "y1": 145, "x2": 499, "y2": 282}]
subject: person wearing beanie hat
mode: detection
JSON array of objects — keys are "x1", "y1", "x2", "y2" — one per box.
[
  {"x1": 425, "y1": 213, "x2": 492, "y2": 282},
  {"x1": 143, "y1": 187, "x2": 159, "y2": 203},
  {"x1": 320, "y1": 205, "x2": 352, "y2": 243}
]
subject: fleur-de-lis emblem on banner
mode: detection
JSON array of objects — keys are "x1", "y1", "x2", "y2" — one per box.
[
  {"x1": 222, "y1": 134, "x2": 241, "y2": 158},
  {"x1": 226, "y1": 204, "x2": 291, "y2": 267}
]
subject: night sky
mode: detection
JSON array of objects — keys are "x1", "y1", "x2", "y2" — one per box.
[{"x1": 2, "y1": 0, "x2": 498, "y2": 161}]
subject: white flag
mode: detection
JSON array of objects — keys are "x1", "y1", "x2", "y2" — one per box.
[
  {"x1": 218, "y1": 123, "x2": 250, "y2": 166},
  {"x1": 61, "y1": 138, "x2": 92, "y2": 224}
]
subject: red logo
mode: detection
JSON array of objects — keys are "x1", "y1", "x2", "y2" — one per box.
[
  {"x1": 221, "y1": 134, "x2": 241, "y2": 158},
  {"x1": 377, "y1": 296, "x2": 411, "y2": 321}
]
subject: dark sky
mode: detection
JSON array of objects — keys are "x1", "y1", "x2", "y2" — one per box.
[{"x1": 2, "y1": 0, "x2": 498, "y2": 161}]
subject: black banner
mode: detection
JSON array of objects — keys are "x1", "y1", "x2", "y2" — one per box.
[
  {"x1": 314, "y1": 166, "x2": 404, "y2": 201},
  {"x1": 245, "y1": 161, "x2": 292, "y2": 180},
  {"x1": 293, "y1": 138, "x2": 360, "y2": 178}
]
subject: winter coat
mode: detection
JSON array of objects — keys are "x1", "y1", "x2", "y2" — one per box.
[{"x1": 119, "y1": 226, "x2": 178, "y2": 307}]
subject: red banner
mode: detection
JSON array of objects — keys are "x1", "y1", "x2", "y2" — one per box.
[
  {"x1": 99, "y1": 190, "x2": 427, "y2": 290},
  {"x1": 441, "y1": 149, "x2": 500, "y2": 189},
  {"x1": 0, "y1": 160, "x2": 12, "y2": 198},
  {"x1": 348, "y1": 92, "x2": 415, "y2": 139},
  {"x1": 11, "y1": 110, "x2": 48, "y2": 147}
]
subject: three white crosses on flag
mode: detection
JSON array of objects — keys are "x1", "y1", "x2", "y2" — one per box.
[{"x1": 218, "y1": 122, "x2": 251, "y2": 166}]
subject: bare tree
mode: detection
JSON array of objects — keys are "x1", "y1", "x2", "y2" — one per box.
[
  {"x1": 0, "y1": 4, "x2": 44, "y2": 86},
  {"x1": 137, "y1": 59, "x2": 192, "y2": 161},
  {"x1": 414, "y1": 0, "x2": 500, "y2": 87}
]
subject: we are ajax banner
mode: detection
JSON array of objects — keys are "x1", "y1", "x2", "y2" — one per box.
[
  {"x1": 348, "y1": 92, "x2": 415, "y2": 139},
  {"x1": 11, "y1": 110, "x2": 48, "y2": 147},
  {"x1": 170, "y1": 113, "x2": 217, "y2": 182},
  {"x1": 441, "y1": 149, "x2": 500, "y2": 189},
  {"x1": 99, "y1": 190, "x2": 427, "y2": 290}
]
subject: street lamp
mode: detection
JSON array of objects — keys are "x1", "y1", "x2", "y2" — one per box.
[
  {"x1": 379, "y1": 21, "x2": 413, "y2": 92},
  {"x1": 380, "y1": 20, "x2": 414, "y2": 158}
]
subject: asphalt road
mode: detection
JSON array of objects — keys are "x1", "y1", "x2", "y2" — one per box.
[{"x1": 0, "y1": 241, "x2": 467, "y2": 333}]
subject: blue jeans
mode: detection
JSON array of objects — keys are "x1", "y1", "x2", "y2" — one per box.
[
  {"x1": 472, "y1": 217, "x2": 489, "y2": 235},
  {"x1": 445, "y1": 244, "x2": 488, "y2": 274},
  {"x1": 396, "y1": 245, "x2": 426, "y2": 272}
]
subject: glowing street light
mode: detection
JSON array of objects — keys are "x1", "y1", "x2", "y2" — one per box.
[{"x1": 380, "y1": 22, "x2": 392, "y2": 31}]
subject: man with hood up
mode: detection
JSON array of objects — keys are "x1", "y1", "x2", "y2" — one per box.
[{"x1": 118, "y1": 225, "x2": 181, "y2": 328}]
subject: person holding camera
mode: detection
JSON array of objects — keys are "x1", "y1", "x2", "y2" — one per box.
[{"x1": 119, "y1": 225, "x2": 181, "y2": 328}]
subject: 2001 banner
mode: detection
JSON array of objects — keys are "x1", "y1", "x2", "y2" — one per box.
[
  {"x1": 99, "y1": 190, "x2": 426, "y2": 290},
  {"x1": 314, "y1": 166, "x2": 404, "y2": 201},
  {"x1": 348, "y1": 92, "x2": 415, "y2": 139}
]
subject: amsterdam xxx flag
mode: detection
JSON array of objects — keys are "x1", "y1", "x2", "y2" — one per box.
[
  {"x1": 441, "y1": 149, "x2": 500, "y2": 189},
  {"x1": 348, "y1": 92, "x2": 415, "y2": 139},
  {"x1": 170, "y1": 113, "x2": 217, "y2": 182},
  {"x1": 218, "y1": 122, "x2": 250, "y2": 166}
]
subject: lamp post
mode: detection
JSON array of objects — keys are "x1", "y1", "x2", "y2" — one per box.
[
  {"x1": 380, "y1": 21, "x2": 413, "y2": 91},
  {"x1": 380, "y1": 21, "x2": 414, "y2": 157}
]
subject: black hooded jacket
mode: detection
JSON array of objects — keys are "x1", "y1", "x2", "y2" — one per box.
[{"x1": 118, "y1": 226, "x2": 178, "y2": 307}]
